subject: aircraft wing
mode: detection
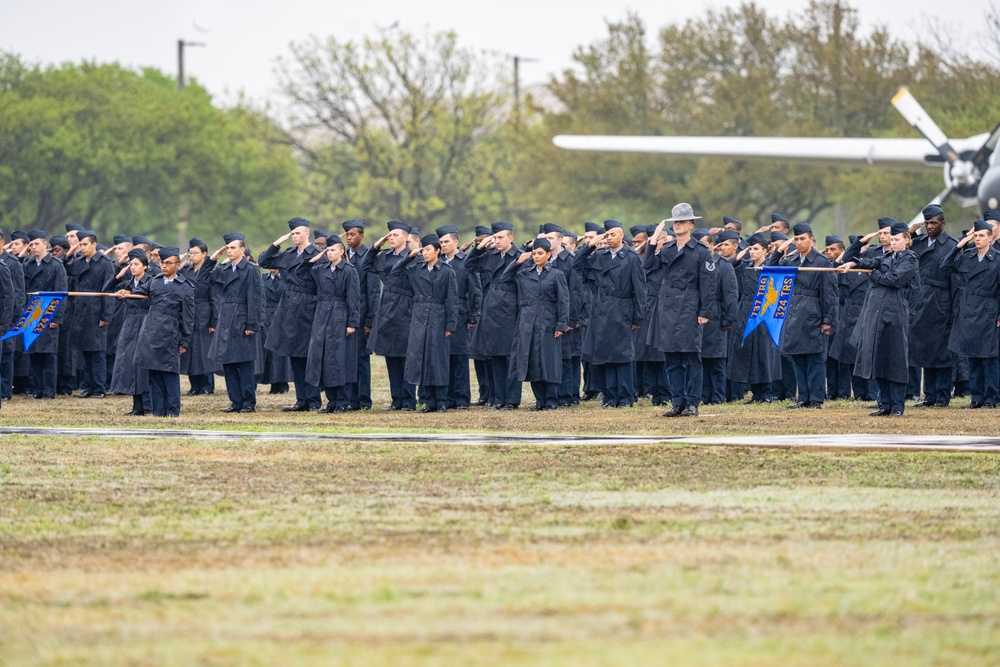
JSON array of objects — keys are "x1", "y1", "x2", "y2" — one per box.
[{"x1": 551, "y1": 135, "x2": 970, "y2": 169}]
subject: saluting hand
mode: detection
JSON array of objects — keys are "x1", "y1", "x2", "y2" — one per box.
[
  {"x1": 861, "y1": 231, "x2": 879, "y2": 244},
  {"x1": 460, "y1": 240, "x2": 474, "y2": 252},
  {"x1": 757, "y1": 223, "x2": 773, "y2": 233},
  {"x1": 736, "y1": 247, "x2": 748, "y2": 260},
  {"x1": 778, "y1": 239, "x2": 793, "y2": 253},
  {"x1": 210, "y1": 246, "x2": 226, "y2": 261},
  {"x1": 477, "y1": 236, "x2": 495, "y2": 251},
  {"x1": 516, "y1": 251, "x2": 531, "y2": 265},
  {"x1": 957, "y1": 232, "x2": 975, "y2": 248},
  {"x1": 373, "y1": 234, "x2": 389, "y2": 249},
  {"x1": 588, "y1": 233, "x2": 606, "y2": 248},
  {"x1": 274, "y1": 232, "x2": 292, "y2": 246}
]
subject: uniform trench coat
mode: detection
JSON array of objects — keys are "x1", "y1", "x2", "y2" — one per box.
[
  {"x1": 908, "y1": 232, "x2": 957, "y2": 368},
  {"x1": 548, "y1": 249, "x2": 579, "y2": 360},
  {"x1": 643, "y1": 238, "x2": 714, "y2": 355},
  {"x1": 208, "y1": 258, "x2": 265, "y2": 366},
  {"x1": 363, "y1": 247, "x2": 414, "y2": 358},
  {"x1": 828, "y1": 270, "x2": 868, "y2": 364},
  {"x1": 941, "y1": 245, "x2": 1000, "y2": 358},
  {"x1": 259, "y1": 273, "x2": 293, "y2": 384},
  {"x1": 347, "y1": 243, "x2": 380, "y2": 357},
  {"x1": 258, "y1": 244, "x2": 319, "y2": 358},
  {"x1": 635, "y1": 249, "x2": 666, "y2": 363},
  {"x1": 701, "y1": 252, "x2": 738, "y2": 359},
  {"x1": 392, "y1": 256, "x2": 457, "y2": 387},
  {"x1": 65, "y1": 253, "x2": 115, "y2": 352},
  {"x1": 0, "y1": 259, "x2": 14, "y2": 346},
  {"x1": 179, "y1": 258, "x2": 219, "y2": 376},
  {"x1": 466, "y1": 245, "x2": 519, "y2": 359},
  {"x1": 499, "y1": 260, "x2": 569, "y2": 383},
  {"x1": 850, "y1": 250, "x2": 918, "y2": 383},
  {"x1": 768, "y1": 248, "x2": 839, "y2": 356},
  {"x1": 110, "y1": 273, "x2": 151, "y2": 395},
  {"x1": 442, "y1": 250, "x2": 481, "y2": 357},
  {"x1": 102, "y1": 263, "x2": 127, "y2": 357},
  {"x1": 133, "y1": 273, "x2": 195, "y2": 374},
  {"x1": 728, "y1": 259, "x2": 782, "y2": 385},
  {"x1": 22, "y1": 253, "x2": 68, "y2": 355},
  {"x1": 575, "y1": 243, "x2": 646, "y2": 364},
  {"x1": 305, "y1": 260, "x2": 361, "y2": 389}
]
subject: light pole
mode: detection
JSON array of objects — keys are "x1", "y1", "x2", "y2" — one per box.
[
  {"x1": 513, "y1": 55, "x2": 538, "y2": 122},
  {"x1": 177, "y1": 39, "x2": 206, "y2": 91}
]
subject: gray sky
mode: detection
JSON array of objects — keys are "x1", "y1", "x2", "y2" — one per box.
[{"x1": 1, "y1": 0, "x2": 992, "y2": 105}]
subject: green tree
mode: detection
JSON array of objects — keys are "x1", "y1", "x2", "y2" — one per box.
[{"x1": 276, "y1": 27, "x2": 513, "y2": 234}]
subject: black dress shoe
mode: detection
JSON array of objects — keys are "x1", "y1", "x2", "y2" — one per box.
[
  {"x1": 472, "y1": 398, "x2": 487, "y2": 406},
  {"x1": 680, "y1": 405, "x2": 699, "y2": 417},
  {"x1": 282, "y1": 404, "x2": 309, "y2": 412},
  {"x1": 418, "y1": 405, "x2": 437, "y2": 413},
  {"x1": 240, "y1": 407, "x2": 256, "y2": 413},
  {"x1": 400, "y1": 406, "x2": 415, "y2": 412},
  {"x1": 912, "y1": 399, "x2": 933, "y2": 407},
  {"x1": 663, "y1": 406, "x2": 684, "y2": 418},
  {"x1": 529, "y1": 405, "x2": 545, "y2": 411},
  {"x1": 498, "y1": 404, "x2": 516, "y2": 410},
  {"x1": 869, "y1": 408, "x2": 890, "y2": 416},
  {"x1": 967, "y1": 402, "x2": 984, "y2": 409},
  {"x1": 329, "y1": 406, "x2": 347, "y2": 413},
  {"x1": 86, "y1": 392, "x2": 106, "y2": 399},
  {"x1": 74, "y1": 391, "x2": 92, "y2": 398},
  {"x1": 185, "y1": 389, "x2": 200, "y2": 396},
  {"x1": 786, "y1": 402, "x2": 805, "y2": 409},
  {"x1": 866, "y1": 403, "x2": 880, "y2": 409},
  {"x1": 220, "y1": 405, "x2": 239, "y2": 413},
  {"x1": 124, "y1": 410, "x2": 147, "y2": 416},
  {"x1": 581, "y1": 391, "x2": 600, "y2": 401},
  {"x1": 889, "y1": 410, "x2": 904, "y2": 416},
  {"x1": 805, "y1": 401, "x2": 823, "y2": 409}
]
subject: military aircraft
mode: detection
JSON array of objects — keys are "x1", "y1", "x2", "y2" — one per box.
[{"x1": 553, "y1": 88, "x2": 1000, "y2": 222}]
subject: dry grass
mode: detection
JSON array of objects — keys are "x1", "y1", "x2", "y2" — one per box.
[
  {"x1": 1, "y1": 435, "x2": 999, "y2": 665},
  {"x1": 3, "y1": 360, "x2": 1000, "y2": 436}
]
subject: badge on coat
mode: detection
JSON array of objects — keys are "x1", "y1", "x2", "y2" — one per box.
[{"x1": 705, "y1": 261, "x2": 716, "y2": 272}]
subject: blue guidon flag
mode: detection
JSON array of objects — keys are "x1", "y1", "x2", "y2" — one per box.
[
  {"x1": 1, "y1": 292, "x2": 67, "y2": 351},
  {"x1": 742, "y1": 266, "x2": 797, "y2": 347}
]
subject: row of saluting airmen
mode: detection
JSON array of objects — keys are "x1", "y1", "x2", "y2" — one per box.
[{"x1": 0, "y1": 200, "x2": 997, "y2": 417}]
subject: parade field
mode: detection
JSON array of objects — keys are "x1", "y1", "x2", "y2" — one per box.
[{"x1": 1, "y1": 373, "x2": 999, "y2": 666}]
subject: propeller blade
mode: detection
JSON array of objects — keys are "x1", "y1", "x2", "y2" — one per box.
[
  {"x1": 971, "y1": 120, "x2": 1000, "y2": 170},
  {"x1": 892, "y1": 87, "x2": 959, "y2": 164},
  {"x1": 908, "y1": 187, "x2": 952, "y2": 227}
]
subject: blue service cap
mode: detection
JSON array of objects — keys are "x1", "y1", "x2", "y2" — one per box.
[
  {"x1": 889, "y1": 222, "x2": 910, "y2": 236},
  {"x1": 974, "y1": 220, "x2": 992, "y2": 233},
  {"x1": 792, "y1": 222, "x2": 812, "y2": 236},
  {"x1": 628, "y1": 225, "x2": 646, "y2": 237},
  {"x1": 78, "y1": 229, "x2": 97, "y2": 242},
  {"x1": 532, "y1": 237, "x2": 552, "y2": 252},
  {"x1": 770, "y1": 231, "x2": 787, "y2": 242},
  {"x1": 584, "y1": 222, "x2": 603, "y2": 234},
  {"x1": 491, "y1": 221, "x2": 513, "y2": 234},
  {"x1": 312, "y1": 228, "x2": 328, "y2": 239},
  {"x1": 189, "y1": 237, "x2": 207, "y2": 250},
  {"x1": 770, "y1": 213, "x2": 788, "y2": 224},
  {"x1": 722, "y1": 216, "x2": 741, "y2": 226},
  {"x1": 644, "y1": 224, "x2": 659, "y2": 237},
  {"x1": 49, "y1": 235, "x2": 69, "y2": 249},
  {"x1": 435, "y1": 225, "x2": 459, "y2": 237},
  {"x1": 65, "y1": 222, "x2": 84, "y2": 232},
  {"x1": 11, "y1": 230, "x2": 29, "y2": 242},
  {"x1": 923, "y1": 204, "x2": 944, "y2": 219},
  {"x1": 150, "y1": 242, "x2": 163, "y2": 251},
  {"x1": 386, "y1": 220, "x2": 410, "y2": 232},
  {"x1": 603, "y1": 219, "x2": 623, "y2": 231},
  {"x1": 747, "y1": 232, "x2": 769, "y2": 247},
  {"x1": 408, "y1": 226, "x2": 421, "y2": 236},
  {"x1": 475, "y1": 225, "x2": 492, "y2": 237},
  {"x1": 127, "y1": 248, "x2": 148, "y2": 263},
  {"x1": 420, "y1": 234, "x2": 441, "y2": 248},
  {"x1": 326, "y1": 234, "x2": 344, "y2": 246},
  {"x1": 692, "y1": 227, "x2": 710, "y2": 240},
  {"x1": 562, "y1": 230, "x2": 577, "y2": 241},
  {"x1": 27, "y1": 229, "x2": 47, "y2": 241},
  {"x1": 541, "y1": 222, "x2": 562, "y2": 235},
  {"x1": 825, "y1": 235, "x2": 843, "y2": 247},
  {"x1": 877, "y1": 217, "x2": 894, "y2": 229},
  {"x1": 287, "y1": 217, "x2": 310, "y2": 230},
  {"x1": 716, "y1": 230, "x2": 741, "y2": 243},
  {"x1": 159, "y1": 246, "x2": 180, "y2": 261},
  {"x1": 223, "y1": 232, "x2": 245, "y2": 244},
  {"x1": 983, "y1": 209, "x2": 1000, "y2": 223},
  {"x1": 339, "y1": 220, "x2": 364, "y2": 233},
  {"x1": 132, "y1": 235, "x2": 152, "y2": 246},
  {"x1": 113, "y1": 234, "x2": 132, "y2": 245}
]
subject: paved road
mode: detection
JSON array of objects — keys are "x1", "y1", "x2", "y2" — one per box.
[{"x1": 3, "y1": 427, "x2": 999, "y2": 452}]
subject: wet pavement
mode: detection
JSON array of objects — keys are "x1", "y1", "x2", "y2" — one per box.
[{"x1": 3, "y1": 427, "x2": 999, "y2": 452}]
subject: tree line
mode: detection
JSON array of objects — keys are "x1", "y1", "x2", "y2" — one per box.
[{"x1": 1, "y1": 1, "x2": 997, "y2": 252}]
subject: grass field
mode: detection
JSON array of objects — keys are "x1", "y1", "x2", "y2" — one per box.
[{"x1": 2, "y1": 366, "x2": 999, "y2": 665}]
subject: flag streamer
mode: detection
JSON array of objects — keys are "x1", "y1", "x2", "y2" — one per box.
[
  {"x1": 742, "y1": 267, "x2": 797, "y2": 347},
  {"x1": 1, "y1": 292, "x2": 67, "y2": 352}
]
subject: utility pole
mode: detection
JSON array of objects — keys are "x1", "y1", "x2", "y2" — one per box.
[
  {"x1": 177, "y1": 39, "x2": 206, "y2": 91},
  {"x1": 513, "y1": 55, "x2": 538, "y2": 122}
]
